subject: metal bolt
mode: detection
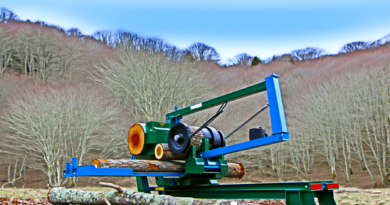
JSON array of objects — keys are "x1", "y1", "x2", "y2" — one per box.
[
  {"x1": 174, "y1": 133, "x2": 183, "y2": 141},
  {"x1": 305, "y1": 185, "x2": 307, "y2": 188},
  {"x1": 74, "y1": 172, "x2": 76, "y2": 175}
]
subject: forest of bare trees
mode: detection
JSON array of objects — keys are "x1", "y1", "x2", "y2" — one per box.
[{"x1": 0, "y1": 7, "x2": 390, "y2": 189}]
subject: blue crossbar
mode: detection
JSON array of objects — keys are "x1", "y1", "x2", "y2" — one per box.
[{"x1": 64, "y1": 158, "x2": 184, "y2": 177}]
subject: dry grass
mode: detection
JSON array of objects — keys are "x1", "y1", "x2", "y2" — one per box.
[
  {"x1": 334, "y1": 188, "x2": 390, "y2": 205},
  {"x1": 0, "y1": 188, "x2": 48, "y2": 200}
]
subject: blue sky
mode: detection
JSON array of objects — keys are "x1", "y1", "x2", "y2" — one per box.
[{"x1": 3, "y1": 0, "x2": 390, "y2": 63}]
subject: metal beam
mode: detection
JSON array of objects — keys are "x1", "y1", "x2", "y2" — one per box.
[
  {"x1": 265, "y1": 73, "x2": 288, "y2": 134},
  {"x1": 162, "y1": 181, "x2": 338, "y2": 200},
  {"x1": 64, "y1": 158, "x2": 184, "y2": 177},
  {"x1": 166, "y1": 81, "x2": 267, "y2": 122},
  {"x1": 199, "y1": 133, "x2": 289, "y2": 158}
]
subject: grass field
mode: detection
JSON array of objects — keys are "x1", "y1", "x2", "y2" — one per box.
[
  {"x1": 334, "y1": 188, "x2": 389, "y2": 205},
  {"x1": 0, "y1": 187, "x2": 389, "y2": 204}
]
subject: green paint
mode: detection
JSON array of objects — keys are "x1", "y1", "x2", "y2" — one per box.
[
  {"x1": 166, "y1": 81, "x2": 267, "y2": 122},
  {"x1": 138, "y1": 121, "x2": 171, "y2": 157}
]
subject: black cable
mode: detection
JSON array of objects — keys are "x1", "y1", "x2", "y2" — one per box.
[
  {"x1": 190, "y1": 101, "x2": 228, "y2": 138},
  {"x1": 225, "y1": 103, "x2": 269, "y2": 140}
]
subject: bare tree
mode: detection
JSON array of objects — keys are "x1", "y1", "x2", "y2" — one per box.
[
  {"x1": 66, "y1": 28, "x2": 83, "y2": 36},
  {"x1": 1, "y1": 158, "x2": 25, "y2": 188},
  {"x1": 0, "y1": 84, "x2": 122, "y2": 187},
  {"x1": 0, "y1": 8, "x2": 19, "y2": 23},
  {"x1": 92, "y1": 50, "x2": 208, "y2": 122},
  {"x1": 290, "y1": 47, "x2": 326, "y2": 61},
  {"x1": 0, "y1": 28, "x2": 13, "y2": 73},
  {"x1": 339, "y1": 41, "x2": 372, "y2": 54},
  {"x1": 186, "y1": 42, "x2": 220, "y2": 62},
  {"x1": 93, "y1": 30, "x2": 115, "y2": 47},
  {"x1": 114, "y1": 31, "x2": 140, "y2": 50},
  {"x1": 4, "y1": 26, "x2": 86, "y2": 81},
  {"x1": 229, "y1": 53, "x2": 253, "y2": 66}
]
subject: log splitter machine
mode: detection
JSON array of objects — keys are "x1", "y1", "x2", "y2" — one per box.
[{"x1": 64, "y1": 73, "x2": 339, "y2": 205}]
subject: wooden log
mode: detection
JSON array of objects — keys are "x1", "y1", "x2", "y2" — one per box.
[
  {"x1": 154, "y1": 143, "x2": 189, "y2": 160},
  {"x1": 188, "y1": 126, "x2": 210, "y2": 152},
  {"x1": 128, "y1": 125, "x2": 208, "y2": 157},
  {"x1": 91, "y1": 159, "x2": 245, "y2": 178},
  {"x1": 91, "y1": 159, "x2": 185, "y2": 172},
  {"x1": 226, "y1": 162, "x2": 245, "y2": 178},
  {"x1": 128, "y1": 124, "x2": 145, "y2": 155},
  {"x1": 48, "y1": 187, "x2": 251, "y2": 205}
]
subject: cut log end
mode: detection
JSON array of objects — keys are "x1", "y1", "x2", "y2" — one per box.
[
  {"x1": 226, "y1": 163, "x2": 245, "y2": 178},
  {"x1": 91, "y1": 159, "x2": 101, "y2": 168},
  {"x1": 154, "y1": 144, "x2": 164, "y2": 160},
  {"x1": 128, "y1": 124, "x2": 145, "y2": 155},
  {"x1": 154, "y1": 143, "x2": 189, "y2": 160}
]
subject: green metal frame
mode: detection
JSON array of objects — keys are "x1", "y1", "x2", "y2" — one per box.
[
  {"x1": 160, "y1": 181, "x2": 337, "y2": 205},
  {"x1": 154, "y1": 139, "x2": 228, "y2": 187},
  {"x1": 166, "y1": 81, "x2": 267, "y2": 123},
  {"x1": 131, "y1": 74, "x2": 338, "y2": 204}
]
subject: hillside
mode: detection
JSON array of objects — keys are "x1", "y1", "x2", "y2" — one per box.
[{"x1": 0, "y1": 14, "x2": 390, "y2": 189}]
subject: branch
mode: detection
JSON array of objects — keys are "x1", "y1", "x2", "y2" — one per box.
[{"x1": 99, "y1": 182, "x2": 123, "y2": 193}]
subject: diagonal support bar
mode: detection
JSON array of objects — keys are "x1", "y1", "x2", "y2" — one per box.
[{"x1": 199, "y1": 133, "x2": 289, "y2": 158}]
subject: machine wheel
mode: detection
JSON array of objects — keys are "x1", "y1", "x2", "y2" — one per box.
[{"x1": 168, "y1": 123, "x2": 192, "y2": 154}]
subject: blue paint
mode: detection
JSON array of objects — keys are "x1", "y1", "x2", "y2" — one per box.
[
  {"x1": 72, "y1": 158, "x2": 77, "y2": 169},
  {"x1": 204, "y1": 166, "x2": 221, "y2": 170},
  {"x1": 199, "y1": 133, "x2": 289, "y2": 158},
  {"x1": 265, "y1": 73, "x2": 288, "y2": 134},
  {"x1": 64, "y1": 158, "x2": 184, "y2": 177}
]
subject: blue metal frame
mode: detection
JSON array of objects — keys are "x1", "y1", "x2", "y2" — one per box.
[
  {"x1": 64, "y1": 158, "x2": 184, "y2": 177},
  {"x1": 199, "y1": 73, "x2": 289, "y2": 158},
  {"x1": 200, "y1": 133, "x2": 289, "y2": 158},
  {"x1": 265, "y1": 73, "x2": 288, "y2": 134}
]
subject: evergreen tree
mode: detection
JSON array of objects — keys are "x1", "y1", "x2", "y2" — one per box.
[{"x1": 251, "y1": 56, "x2": 261, "y2": 66}]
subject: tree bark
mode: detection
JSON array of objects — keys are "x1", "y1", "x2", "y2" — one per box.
[
  {"x1": 91, "y1": 159, "x2": 245, "y2": 178},
  {"x1": 48, "y1": 187, "x2": 250, "y2": 205},
  {"x1": 188, "y1": 126, "x2": 210, "y2": 152},
  {"x1": 91, "y1": 159, "x2": 185, "y2": 172}
]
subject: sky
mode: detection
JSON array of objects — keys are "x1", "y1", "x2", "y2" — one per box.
[{"x1": 3, "y1": 0, "x2": 390, "y2": 63}]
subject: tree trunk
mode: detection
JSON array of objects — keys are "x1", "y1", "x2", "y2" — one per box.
[
  {"x1": 91, "y1": 159, "x2": 185, "y2": 172},
  {"x1": 48, "y1": 187, "x2": 250, "y2": 205},
  {"x1": 188, "y1": 126, "x2": 211, "y2": 152},
  {"x1": 91, "y1": 159, "x2": 245, "y2": 178}
]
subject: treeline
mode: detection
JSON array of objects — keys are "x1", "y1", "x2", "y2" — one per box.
[{"x1": 2, "y1": 7, "x2": 389, "y2": 68}]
